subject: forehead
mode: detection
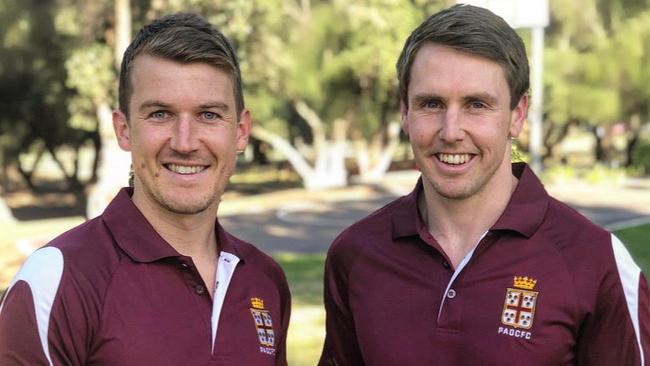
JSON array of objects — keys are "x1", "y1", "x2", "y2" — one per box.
[
  {"x1": 128, "y1": 54, "x2": 235, "y2": 104},
  {"x1": 408, "y1": 43, "x2": 509, "y2": 99}
]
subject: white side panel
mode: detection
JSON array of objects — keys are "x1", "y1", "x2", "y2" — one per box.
[
  {"x1": 0, "y1": 247, "x2": 64, "y2": 366},
  {"x1": 611, "y1": 234, "x2": 644, "y2": 366}
]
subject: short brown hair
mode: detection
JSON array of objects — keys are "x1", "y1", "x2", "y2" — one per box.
[
  {"x1": 396, "y1": 4, "x2": 529, "y2": 109},
  {"x1": 118, "y1": 13, "x2": 244, "y2": 118}
]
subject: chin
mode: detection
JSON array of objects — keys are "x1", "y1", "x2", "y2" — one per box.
[
  {"x1": 160, "y1": 200, "x2": 213, "y2": 215},
  {"x1": 156, "y1": 190, "x2": 218, "y2": 215},
  {"x1": 430, "y1": 180, "x2": 480, "y2": 200}
]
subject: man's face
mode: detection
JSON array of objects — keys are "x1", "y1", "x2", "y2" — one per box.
[
  {"x1": 402, "y1": 44, "x2": 527, "y2": 201},
  {"x1": 113, "y1": 54, "x2": 250, "y2": 215}
]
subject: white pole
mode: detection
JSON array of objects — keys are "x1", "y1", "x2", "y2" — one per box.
[{"x1": 529, "y1": 26, "x2": 545, "y2": 173}]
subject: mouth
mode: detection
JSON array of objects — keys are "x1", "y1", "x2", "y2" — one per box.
[
  {"x1": 436, "y1": 153, "x2": 473, "y2": 165},
  {"x1": 164, "y1": 163, "x2": 208, "y2": 175}
]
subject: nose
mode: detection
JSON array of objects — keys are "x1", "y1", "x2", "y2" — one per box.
[
  {"x1": 170, "y1": 114, "x2": 199, "y2": 153},
  {"x1": 439, "y1": 108, "x2": 464, "y2": 143}
]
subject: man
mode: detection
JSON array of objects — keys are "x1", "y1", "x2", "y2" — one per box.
[
  {"x1": 0, "y1": 13, "x2": 290, "y2": 365},
  {"x1": 319, "y1": 4, "x2": 649, "y2": 365}
]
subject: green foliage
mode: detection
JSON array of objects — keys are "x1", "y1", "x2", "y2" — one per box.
[
  {"x1": 632, "y1": 139, "x2": 650, "y2": 174},
  {"x1": 615, "y1": 223, "x2": 650, "y2": 275},
  {"x1": 582, "y1": 164, "x2": 626, "y2": 184},
  {"x1": 541, "y1": 163, "x2": 628, "y2": 185},
  {"x1": 541, "y1": 164, "x2": 579, "y2": 185}
]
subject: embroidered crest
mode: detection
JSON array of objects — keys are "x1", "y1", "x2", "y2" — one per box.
[
  {"x1": 501, "y1": 276, "x2": 539, "y2": 330},
  {"x1": 250, "y1": 297, "x2": 276, "y2": 355}
]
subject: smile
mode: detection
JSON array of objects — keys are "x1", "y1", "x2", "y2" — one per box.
[
  {"x1": 436, "y1": 153, "x2": 472, "y2": 165},
  {"x1": 164, "y1": 164, "x2": 207, "y2": 174}
]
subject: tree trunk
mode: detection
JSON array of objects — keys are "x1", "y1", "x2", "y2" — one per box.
[
  {"x1": 355, "y1": 121, "x2": 401, "y2": 183},
  {"x1": 624, "y1": 115, "x2": 642, "y2": 167},
  {"x1": 0, "y1": 196, "x2": 15, "y2": 222},
  {"x1": 85, "y1": 0, "x2": 132, "y2": 218},
  {"x1": 592, "y1": 126, "x2": 606, "y2": 163},
  {"x1": 251, "y1": 119, "x2": 348, "y2": 191}
]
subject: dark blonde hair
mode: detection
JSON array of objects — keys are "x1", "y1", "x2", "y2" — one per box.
[
  {"x1": 396, "y1": 4, "x2": 529, "y2": 109},
  {"x1": 118, "y1": 13, "x2": 244, "y2": 118}
]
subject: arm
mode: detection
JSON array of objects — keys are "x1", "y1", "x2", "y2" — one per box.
[
  {"x1": 0, "y1": 247, "x2": 91, "y2": 366},
  {"x1": 318, "y1": 244, "x2": 365, "y2": 366},
  {"x1": 576, "y1": 235, "x2": 650, "y2": 365}
]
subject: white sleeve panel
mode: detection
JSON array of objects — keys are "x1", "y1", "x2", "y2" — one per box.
[
  {"x1": 611, "y1": 234, "x2": 644, "y2": 366},
  {"x1": 0, "y1": 247, "x2": 64, "y2": 366}
]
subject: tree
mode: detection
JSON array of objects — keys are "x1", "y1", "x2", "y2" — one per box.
[
  {"x1": 188, "y1": 0, "x2": 448, "y2": 189},
  {"x1": 537, "y1": 0, "x2": 650, "y2": 165}
]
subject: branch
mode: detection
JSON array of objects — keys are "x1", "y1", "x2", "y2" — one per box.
[
  {"x1": 293, "y1": 100, "x2": 325, "y2": 153},
  {"x1": 250, "y1": 125, "x2": 314, "y2": 180}
]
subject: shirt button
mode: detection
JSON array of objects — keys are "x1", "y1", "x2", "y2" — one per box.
[
  {"x1": 442, "y1": 261, "x2": 450, "y2": 268},
  {"x1": 180, "y1": 263, "x2": 190, "y2": 270},
  {"x1": 447, "y1": 289, "x2": 457, "y2": 299},
  {"x1": 194, "y1": 285, "x2": 206, "y2": 295}
]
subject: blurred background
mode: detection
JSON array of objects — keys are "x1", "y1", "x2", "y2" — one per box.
[{"x1": 1, "y1": 0, "x2": 650, "y2": 364}]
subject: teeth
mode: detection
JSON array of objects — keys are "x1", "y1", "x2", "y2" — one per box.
[
  {"x1": 167, "y1": 164, "x2": 206, "y2": 174},
  {"x1": 438, "y1": 153, "x2": 471, "y2": 165}
]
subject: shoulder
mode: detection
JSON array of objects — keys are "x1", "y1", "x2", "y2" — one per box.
[
  {"x1": 327, "y1": 195, "x2": 408, "y2": 266},
  {"x1": 541, "y1": 196, "x2": 612, "y2": 253},
  {"x1": 540, "y1": 196, "x2": 641, "y2": 294},
  {"x1": 13, "y1": 215, "x2": 126, "y2": 308},
  {"x1": 47, "y1": 215, "x2": 124, "y2": 278}
]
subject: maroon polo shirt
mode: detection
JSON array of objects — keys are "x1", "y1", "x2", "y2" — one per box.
[
  {"x1": 0, "y1": 188, "x2": 291, "y2": 366},
  {"x1": 320, "y1": 163, "x2": 650, "y2": 365}
]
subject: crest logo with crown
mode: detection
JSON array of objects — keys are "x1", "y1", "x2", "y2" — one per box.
[
  {"x1": 249, "y1": 297, "x2": 276, "y2": 355},
  {"x1": 501, "y1": 276, "x2": 540, "y2": 330}
]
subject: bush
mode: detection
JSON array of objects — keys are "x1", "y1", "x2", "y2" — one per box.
[{"x1": 632, "y1": 140, "x2": 650, "y2": 175}]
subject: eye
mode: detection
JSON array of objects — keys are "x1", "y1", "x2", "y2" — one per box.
[
  {"x1": 469, "y1": 101, "x2": 486, "y2": 109},
  {"x1": 149, "y1": 110, "x2": 169, "y2": 119},
  {"x1": 421, "y1": 99, "x2": 443, "y2": 109},
  {"x1": 201, "y1": 111, "x2": 220, "y2": 121}
]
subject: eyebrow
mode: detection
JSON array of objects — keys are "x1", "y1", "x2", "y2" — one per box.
[
  {"x1": 462, "y1": 92, "x2": 498, "y2": 105},
  {"x1": 137, "y1": 100, "x2": 231, "y2": 113},
  {"x1": 138, "y1": 100, "x2": 170, "y2": 113},
  {"x1": 411, "y1": 93, "x2": 443, "y2": 106},
  {"x1": 198, "y1": 102, "x2": 230, "y2": 113},
  {"x1": 410, "y1": 92, "x2": 499, "y2": 105}
]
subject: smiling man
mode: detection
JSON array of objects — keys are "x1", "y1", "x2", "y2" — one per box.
[
  {"x1": 319, "y1": 4, "x2": 649, "y2": 365},
  {"x1": 0, "y1": 13, "x2": 290, "y2": 365}
]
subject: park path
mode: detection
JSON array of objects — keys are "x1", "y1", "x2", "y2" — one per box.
[{"x1": 219, "y1": 170, "x2": 650, "y2": 254}]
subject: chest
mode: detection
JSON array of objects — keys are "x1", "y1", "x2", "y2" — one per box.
[
  {"x1": 88, "y1": 263, "x2": 283, "y2": 366},
  {"x1": 347, "y1": 240, "x2": 587, "y2": 366}
]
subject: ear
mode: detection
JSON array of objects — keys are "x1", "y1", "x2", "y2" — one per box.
[
  {"x1": 113, "y1": 110, "x2": 132, "y2": 151},
  {"x1": 400, "y1": 100, "x2": 410, "y2": 136},
  {"x1": 509, "y1": 94, "x2": 529, "y2": 138},
  {"x1": 236, "y1": 109, "x2": 252, "y2": 151}
]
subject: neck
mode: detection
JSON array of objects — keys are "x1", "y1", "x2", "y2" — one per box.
[
  {"x1": 420, "y1": 162, "x2": 517, "y2": 267},
  {"x1": 131, "y1": 191, "x2": 220, "y2": 260}
]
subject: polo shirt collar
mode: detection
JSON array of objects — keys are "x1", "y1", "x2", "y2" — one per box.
[
  {"x1": 391, "y1": 179, "x2": 421, "y2": 240},
  {"x1": 491, "y1": 162, "x2": 549, "y2": 238},
  {"x1": 102, "y1": 188, "x2": 244, "y2": 263},
  {"x1": 390, "y1": 162, "x2": 549, "y2": 240}
]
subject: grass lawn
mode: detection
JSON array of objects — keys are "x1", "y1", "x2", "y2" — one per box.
[
  {"x1": 274, "y1": 253, "x2": 326, "y2": 366},
  {"x1": 615, "y1": 223, "x2": 650, "y2": 274}
]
